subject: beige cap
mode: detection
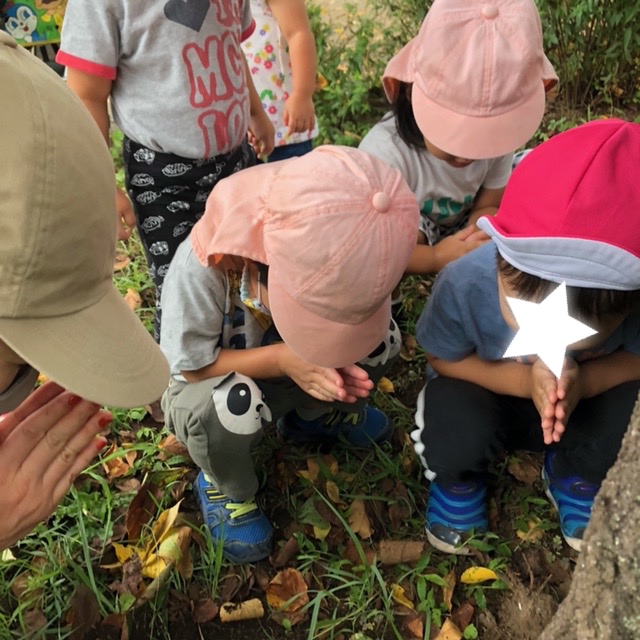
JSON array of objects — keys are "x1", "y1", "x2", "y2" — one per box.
[{"x1": 0, "y1": 33, "x2": 169, "y2": 408}]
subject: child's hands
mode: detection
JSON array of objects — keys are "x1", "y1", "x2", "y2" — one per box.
[
  {"x1": 116, "y1": 186, "x2": 136, "y2": 242},
  {"x1": 283, "y1": 93, "x2": 316, "y2": 134},
  {"x1": 279, "y1": 347, "x2": 372, "y2": 403},
  {"x1": 433, "y1": 226, "x2": 490, "y2": 271},
  {"x1": 529, "y1": 358, "x2": 559, "y2": 445},
  {"x1": 554, "y1": 357, "x2": 582, "y2": 432},
  {"x1": 248, "y1": 110, "x2": 275, "y2": 159}
]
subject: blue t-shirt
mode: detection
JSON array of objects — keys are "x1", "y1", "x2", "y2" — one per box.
[{"x1": 417, "y1": 243, "x2": 640, "y2": 373}]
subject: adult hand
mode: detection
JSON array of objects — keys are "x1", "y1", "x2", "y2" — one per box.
[
  {"x1": 283, "y1": 93, "x2": 316, "y2": 134},
  {"x1": 433, "y1": 226, "x2": 490, "y2": 271},
  {"x1": 248, "y1": 110, "x2": 276, "y2": 159},
  {"x1": 528, "y1": 358, "x2": 559, "y2": 445},
  {"x1": 0, "y1": 382, "x2": 111, "y2": 550},
  {"x1": 278, "y1": 347, "x2": 366, "y2": 403},
  {"x1": 116, "y1": 186, "x2": 136, "y2": 241}
]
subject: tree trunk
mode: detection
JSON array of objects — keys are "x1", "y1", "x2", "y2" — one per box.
[{"x1": 540, "y1": 393, "x2": 640, "y2": 640}]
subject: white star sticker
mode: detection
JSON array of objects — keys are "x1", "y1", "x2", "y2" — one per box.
[{"x1": 503, "y1": 282, "x2": 597, "y2": 378}]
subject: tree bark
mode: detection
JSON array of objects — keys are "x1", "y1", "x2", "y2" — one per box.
[{"x1": 540, "y1": 392, "x2": 640, "y2": 640}]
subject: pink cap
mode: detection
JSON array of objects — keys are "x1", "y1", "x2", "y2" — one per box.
[
  {"x1": 478, "y1": 119, "x2": 640, "y2": 290},
  {"x1": 191, "y1": 146, "x2": 419, "y2": 367},
  {"x1": 383, "y1": 0, "x2": 558, "y2": 160}
]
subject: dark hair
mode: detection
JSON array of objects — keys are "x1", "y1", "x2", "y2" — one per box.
[
  {"x1": 256, "y1": 262, "x2": 269, "y2": 285},
  {"x1": 496, "y1": 252, "x2": 640, "y2": 319},
  {"x1": 386, "y1": 82, "x2": 426, "y2": 151}
]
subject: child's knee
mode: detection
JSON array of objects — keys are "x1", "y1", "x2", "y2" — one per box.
[{"x1": 359, "y1": 319, "x2": 401, "y2": 370}]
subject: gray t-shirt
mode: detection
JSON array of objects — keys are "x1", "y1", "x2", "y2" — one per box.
[
  {"x1": 58, "y1": 0, "x2": 255, "y2": 159},
  {"x1": 160, "y1": 239, "x2": 269, "y2": 377},
  {"x1": 359, "y1": 115, "x2": 513, "y2": 230}
]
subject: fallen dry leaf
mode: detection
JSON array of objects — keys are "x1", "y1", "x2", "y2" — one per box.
[
  {"x1": 126, "y1": 482, "x2": 160, "y2": 541},
  {"x1": 459, "y1": 567, "x2": 498, "y2": 584},
  {"x1": 297, "y1": 457, "x2": 321, "y2": 483},
  {"x1": 102, "y1": 443, "x2": 134, "y2": 480},
  {"x1": 404, "y1": 612, "x2": 425, "y2": 639},
  {"x1": 124, "y1": 288, "x2": 141, "y2": 311},
  {"x1": 507, "y1": 455, "x2": 541, "y2": 487},
  {"x1": 272, "y1": 536, "x2": 300, "y2": 568},
  {"x1": 390, "y1": 583, "x2": 414, "y2": 610},
  {"x1": 65, "y1": 584, "x2": 100, "y2": 640},
  {"x1": 113, "y1": 253, "x2": 131, "y2": 271},
  {"x1": 377, "y1": 540, "x2": 425, "y2": 565},
  {"x1": 434, "y1": 618, "x2": 463, "y2": 640},
  {"x1": 192, "y1": 598, "x2": 219, "y2": 624},
  {"x1": 442, "y1": 570, "x2": 456, "y2": 612},
  {"x1": 348, "y1": 499, "x2": 372, "y2": 540},
  {"x1": 158, "y1": 434, "x2": 189, "y2": 459},
  {"x1": 451, "y1": 602, "x2": 475, "y2": 632},
  {"x1": 266, "y1": 569, "x2": 309, "y2": 626},
  {"x1": 377, "y1": 376, "x2": 395, "y2": 393},
  {"x1": 516, "y1": 517, "x2": 545, "y2": 543},
  {"x1": 325, "y1": 480, "x2": 344, "y2": 505},
  {"x1": 24, "y1": 609, "x2": 47, "y2": 634},
  {"x1": 400, "y1": 333, "x2": 418, "y2": 361}
]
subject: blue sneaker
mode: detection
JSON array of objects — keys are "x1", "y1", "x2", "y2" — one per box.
[
  {"x1": 426, "y1": 478, "x2": 488, "y2": 555},
  {"x1": 542, "y1": 451, "x2": 597, "y2": 552},
  {"x1": 277, "y1": 406, "x2": 392, "y2": 448},
  {"x1": 194, "y1": 471, "x2": 273, "y2": 563}
]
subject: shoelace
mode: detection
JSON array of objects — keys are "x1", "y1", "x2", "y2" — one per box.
[
  {"x1": 204, "y1": 488, "x2": 258, "y2": 519},
  {"x1": 323, "y1": 410, "x2": 360, "y2": 427}
]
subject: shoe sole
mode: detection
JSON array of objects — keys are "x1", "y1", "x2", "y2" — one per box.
[
  {"x1": 541, "y1": 467, "x2": 583, "y2": 552},
  {"x1": 425, "y1": 527, "x2": 471, "y2": 556}
]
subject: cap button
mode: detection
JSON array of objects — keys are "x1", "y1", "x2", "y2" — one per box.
[
  {"x1": 372, "y1": 192, "x2": 391, "y2": 212},
  {"x1": 481, "y1": 4, "x2": 499, "y2": 18}
]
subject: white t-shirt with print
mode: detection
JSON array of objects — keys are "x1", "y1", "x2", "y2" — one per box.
[{"x1": 359, "y1": 115, "x2": 513, "y2": 230}]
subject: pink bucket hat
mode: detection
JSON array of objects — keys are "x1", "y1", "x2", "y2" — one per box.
[
  {"x1": 190, "y1": 146, "x2": 419, "y2": 368},
  {"x1": 383, "y1": 0, "x2": 558, "y2": 160},
  {"x1": 477, "y1": 119, "x2": 640, "y2": 290}
]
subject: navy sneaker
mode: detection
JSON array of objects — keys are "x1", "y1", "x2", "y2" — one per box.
[
  {"x1": 425, "y1": 478, "x2": 488, "y2": 555},
  {"x1": 277, "y1": 407, "x2": 392, "y2": 448},
  {"x1": 542, "y1": 451, "x2": 598, "y2": 552},
  {"x1": 194, "y1": 471, "x2": 273, "y2": 563}
]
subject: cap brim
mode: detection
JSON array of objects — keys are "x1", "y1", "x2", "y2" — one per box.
[
  {"x1": 0, "y1": 286, "x2": 169, "y2": 408},
  {"x1": 382, "y1": 38, "x2": 418, "y2": 103},
  {"x1": 412, "y1": 85, "x2": 546, "y2": 160},
  {"x1": 268, "y1": 275, "x2": 392, "y2": 369}
]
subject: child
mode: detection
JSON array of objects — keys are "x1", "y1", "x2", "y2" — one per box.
[
  {"x1": 412, "y1": 119, "x2": 640, "y2": 554},
  {"x1": 160, "y1": 145, "x2": 419, "y2": 562},
  {"x1": 0, "y1": 33, "x2": 168, "y2": 548},
  {"x1": 359, "y1": 0, "x2": 557, "y2": 277},
  {"x1": 56, "y1": 1, "x2": 275, "y2": 339},
  {"x1": 242, "y1": 0, "x2": 319, "y2": 162}
]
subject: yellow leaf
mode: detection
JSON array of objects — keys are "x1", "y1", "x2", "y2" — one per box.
[
  {"x1": 113, "y1": 542, "x2": 134, "y2": 564},
  {"x1": 37, "y1": 373, "x2": 49, "y2": 384},
  {"x1": 1, "y1": 549, "x2": 15, "y2": 562},
  {"x1": 325, "y1": 480, "x2": 344, "y2": 505},
  {"x1": 516, "y1": 517, "x2": 544, "y2": 543},
  {"x1": 348, "y1": 499, "x2": 372, "y2": 540},
  {"x1": 390, "y1": 583, "x2": 414, "y2": 610},
  {"x1": 434, "y1": 618, "x2": 463, "y2": 640},
  {"x1": 141, "y1": 552, "x2": 168, "y2": 579},
  {"x1": 312, "y1": 524, "x2": 331, "y2": 541},
  {"x1": 157, "y1": 526, "x2": 191, "y2": 565},
  {"x1": 459, "y1": 567, "x2": 498, "y2": 584},
  {"x1": 377, "y1": 376, "x2": 395, "y2": 393},
  {"x1": 144, "y1": 501, "x2": 183, "y2": 558},
  {"x1": 321, "y1": 454, "x2": 339, "y2": 476}
]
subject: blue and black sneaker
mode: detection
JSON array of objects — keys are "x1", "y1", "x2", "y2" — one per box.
[
  {"x1": 542, "y1": 450, "x2": 597, "y2": 552},
  {"x1": 277, "y1": 406, "x2": 392, "y2": 448},
  {"x1": 425, "y1": 478, "x2": 488, "y2": 555},
  {"x1": 194, "y1": 471, "x2": 273, "y2": 563}
]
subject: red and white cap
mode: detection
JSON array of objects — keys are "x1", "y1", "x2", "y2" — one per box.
[{"x1": 478, "y1": 119, "x2": 640, "y2": 290}]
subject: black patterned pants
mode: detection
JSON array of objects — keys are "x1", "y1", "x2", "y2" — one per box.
[{"x1": 123, "y1": 137, "x2": 257, "y2": 340}]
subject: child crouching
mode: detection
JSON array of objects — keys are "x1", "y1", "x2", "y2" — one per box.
[
  {"x1": 413, "y1": 120, "x2": 640, "y2": 554},
  {"x1": 160, "y1": 146, "x2": 419, "y2": 562}
]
